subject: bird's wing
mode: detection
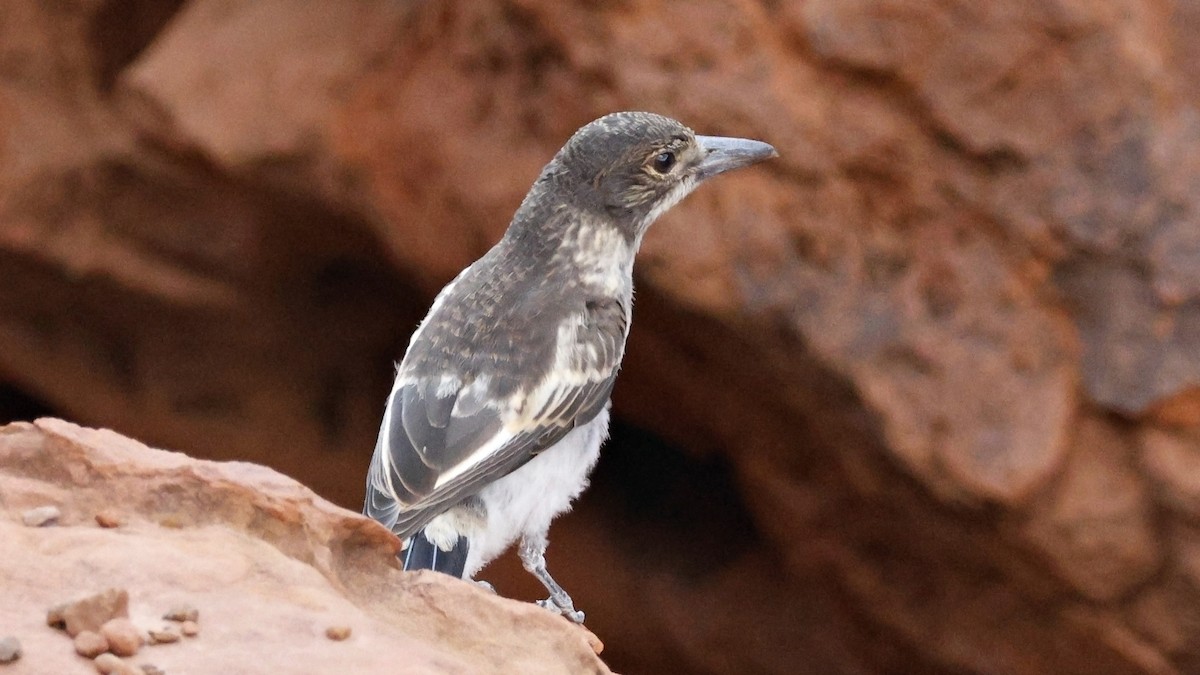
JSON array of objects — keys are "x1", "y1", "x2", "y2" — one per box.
[{"x1": 364, "y1": 297, "x2": 627, "y2": 539}]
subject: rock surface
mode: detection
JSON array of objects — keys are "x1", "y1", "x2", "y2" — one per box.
[
  {"x1": 55, "y1": 589, "x2": 130, "y2": 638},
  {"x1": 2, "y1": 1, "x2": 1200, "y2": 673},
  {"x1": 0, "y1": 419, "x2": 607, "y2": 674}
]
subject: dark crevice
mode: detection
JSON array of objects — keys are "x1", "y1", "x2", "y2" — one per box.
[
  {"x1": 0, "y1": 383, "x2": 58, "y2": 425},
  {"x1": 89, "y1": 0, "x2": 187, "y2": 92},
  {"x1": 588, "y1": 415, "x2": 762, "y2": 580}
]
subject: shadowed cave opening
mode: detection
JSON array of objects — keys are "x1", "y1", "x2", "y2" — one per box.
[
  {"x1": 591, "y1": 415, "x2": 762, "y2": 575},
  {"x1": 0, "y1": 383, "x2": 58, "y2": 426}
]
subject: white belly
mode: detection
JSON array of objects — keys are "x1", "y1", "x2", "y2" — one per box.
[{"x1": 462, "y1": 407, "x2": 610, "y2": 577}]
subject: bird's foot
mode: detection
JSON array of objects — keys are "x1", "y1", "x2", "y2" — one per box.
[
  {"x1": 536, "y1": 597, "x2": 585, "y2": 624},
  {"x1": 519, "y1": 535, "x2": 585, "y2": 623}
]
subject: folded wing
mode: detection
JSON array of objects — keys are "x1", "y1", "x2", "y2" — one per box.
[{"x1": 364, "y1": 297, "x2": 627, "y2": 539}]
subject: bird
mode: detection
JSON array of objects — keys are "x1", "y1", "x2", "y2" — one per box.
[{"x1": 363, "y1": 111, "x2": 776, "y2": 623}]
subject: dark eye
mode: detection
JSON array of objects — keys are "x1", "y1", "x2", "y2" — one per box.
[{"x1": 652, "y1": 151, "x2": 676, "y2": 173}]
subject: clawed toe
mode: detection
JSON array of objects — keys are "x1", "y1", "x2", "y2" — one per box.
[{"x1": 536, "y1": 597, "x2": 585, "y2": 624}]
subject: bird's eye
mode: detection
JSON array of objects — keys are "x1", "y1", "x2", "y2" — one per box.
[{"x1": 652, "y1": 151, "x2": 676, "y2": 173}]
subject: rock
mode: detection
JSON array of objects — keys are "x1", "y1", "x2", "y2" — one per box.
[
  {"x1": 59, "y1": 589, "x2": 130, "y2": 638},
  {"x1": 46, "y1": 603, "x2": 67, "y2": 628},
  {"x1": 324, "y1": 625, "x2": 351, "y2": 641},
  {"x1": 0, "y1": 636, "x2": 20, "y2": 663},
  {"x1": 1023, "y1": 417, "x2": 1160, "y2": 601},
  {"x1": 179, "y1": 621, "x2": 199, "y2": 638},
  {"x1": 147, "y1": 626, "x2": 180, "y2": 644},
  {"x1": 21, "y1": 505, "x2": 60, "y2": 527},
  {"x1": 93, "y1": 653, "x2": 122, "y2": 674},
  {"x1": 94, "y1": 653, "x2": 144, "y2": 675},
  {"x1": 95, "y1": 511, "x2": 123, "y2": 529},
  {"x1": 1140, "y1": 427, "x2": 1200, "y2": 514},
  {"x1": 100, "y1": 618, "x2": 144, "y2": 657},
  {"x1": 74, "y1": 630, "x2": 111, "y2": 658},
  {"x1": 161, "y1": 604, "x2": 198, "y2": 623},
  {"x1": 582, "y1": 630, "x2": 603, "y2": 656},
  {"x1": 0, "y1": 419, "x2": 609, "y2": 674}
]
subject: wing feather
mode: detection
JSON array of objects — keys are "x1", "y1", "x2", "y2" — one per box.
[{"x1": 364, "y1": 296, "x2": 628, "y2": 539}]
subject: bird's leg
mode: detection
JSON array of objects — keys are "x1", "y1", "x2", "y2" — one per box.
[
  {"x1": 518, "y1": 535, "x2": 584, "y2": 623},
  {"x1": 457, "y1": 495, "x2": 494, "y2": 593}
]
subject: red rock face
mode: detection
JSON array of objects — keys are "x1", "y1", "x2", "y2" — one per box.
[{"x1": 2, "y1": 1, "x2": 1200, "y2": 673}]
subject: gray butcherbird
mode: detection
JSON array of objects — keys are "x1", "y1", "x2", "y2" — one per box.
[{"x1": 364, "y1": 111, "x2": 776, "y2": 622}]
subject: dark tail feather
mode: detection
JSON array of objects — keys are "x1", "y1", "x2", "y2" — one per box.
[{"x1": 402, "y1": 530, "x2": 470, "y2": 578}]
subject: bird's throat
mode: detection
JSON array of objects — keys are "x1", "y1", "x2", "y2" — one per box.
[{"x1": 560, "y1": 218, "x2": 637, "y2": 298}]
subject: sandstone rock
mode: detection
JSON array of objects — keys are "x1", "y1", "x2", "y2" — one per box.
[
  {"x1": 95, "y1": 512, "x2": 123, "y2": 529},
  {"x1": 0, "y1": 636, "x2": 21, "y2": 663},
  {"x1": 1140, "y1": 427, "x2": 1200, "y2": 515},
  {"x1": 1023, "y1": 417, "x2": 1160, "y2": 602},
  {"x1": 22, "y1": 505, "x2": 61, "y2": 527},
  {"x1": 147, "y1": 626, "x2": 180, "y2": 645},
  {"x1": 59, "y1": 589, "x2": 130, "y2": 638},
  {"x1": 93, "y1": 653, "x2": 123, "y2": 674},
  {"x1": 0, "y1": 419, "x2": 608, "y2": 674},
  {"x1": 101, "y1": 618, "x2": 143, "y2": 657},
  {"x1": 47, "y1": 603, "x2": 68, "y2": 629},
  {"x1": 91, "y1": 653, "x2": 127, "y2": 672},
  {"x1": 74, "y1": 630, "x2": 110, "y2": 658},
  {"x1": 161, "y1": 605, "x2": 198, "y2": 623}
]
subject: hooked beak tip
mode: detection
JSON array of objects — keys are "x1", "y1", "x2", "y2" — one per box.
[{"x1": 694, "y1": 135, "x2": 778, "y2": 179}]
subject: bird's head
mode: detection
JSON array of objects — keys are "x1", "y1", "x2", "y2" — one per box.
[{"x1": 534, "y1": 111, "x2": 777, "y2": 241}]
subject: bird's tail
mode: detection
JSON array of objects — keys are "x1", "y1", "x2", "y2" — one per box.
[{"x1": 402, "y1": 530, "x2": 470, "y2": 578}]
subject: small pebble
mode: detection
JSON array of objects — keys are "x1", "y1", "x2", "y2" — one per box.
[
  {"x1": 324, "y1": 625, "x2": 351, "y2": 641},
  {"x1": 22, "y1": 505, "x2": 60, "y2": 527},
  {"x1": 74, "y1": 630, "x2": 110, "y2": 658},
  {"x1": 94, "y1": 653, "x2": 145, "y2": 675},
  {"x1": 95, "y1": 512, "x2": 123, "y2": 528},
  {"x1": 47, "y1": 602, "x2": 68, "y2": 628},
  {"x1": 161, "y1": 604, "x2": 198, "y2": 623},
  {"x1": 157, "y1": 515, "x2": 185, "y2": 529},
  {"x1": 179, "y1": 621, "x2": 199, "y2": 638},
  {"x1": 141, "y1": 665, "x2": 165, "y2": 675},
  {"x1": 94, "y1": 653, "x2": 122, "y2": 674},
  {"x1": 0, "y1": 636, "x2": 21, "y2": 663},
  {"x1": 100, "y1": 618, "x2": 142, "y2": 657},
  {"x1": 147, "y1": 626, "x2": 180, "y2": 644}
]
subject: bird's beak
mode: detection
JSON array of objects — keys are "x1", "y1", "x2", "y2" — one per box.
[{"x1": 694, "y1": 135, "x2": 778, "y2": 180}]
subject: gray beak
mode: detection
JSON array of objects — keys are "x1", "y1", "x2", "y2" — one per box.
[{"x1": 694, "y1": 135, "x2": 778, "y2": 180}]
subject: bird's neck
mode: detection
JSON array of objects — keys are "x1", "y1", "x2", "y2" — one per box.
[
  {"x1": 558, "y1": 214, "x2": 638, "y2": 297},
  {"x1": 502, "y1": 208, "x2": 637, "y2": 299}
]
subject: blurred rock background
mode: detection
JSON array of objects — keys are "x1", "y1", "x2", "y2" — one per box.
[{"x1": 1, "y1": 1, "x2": 1198, "y2": 673}]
